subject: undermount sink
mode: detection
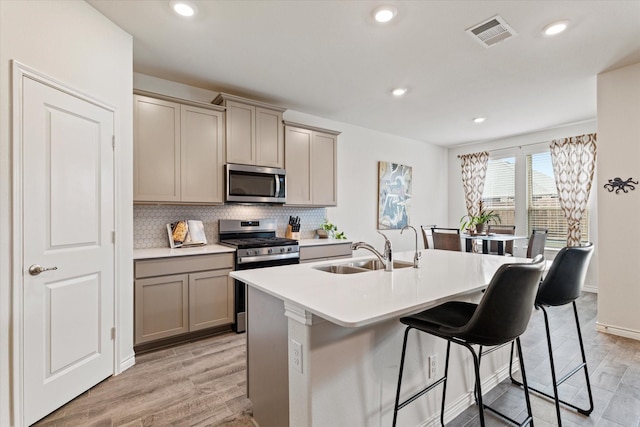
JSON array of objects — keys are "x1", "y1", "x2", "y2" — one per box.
[
  {"x1": 313, "y1": 264, "x2": 370, "y2": 274},
  {"x1": 350, "y1": 259, "x2": 413, "y2": 270},
  {"x1": 313, "y1": 259, "x2": 413, "y2": 274}
]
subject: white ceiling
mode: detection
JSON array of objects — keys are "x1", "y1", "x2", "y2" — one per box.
[{"x1": 88, "y1": 0, "x2": 640, "y2": 147}]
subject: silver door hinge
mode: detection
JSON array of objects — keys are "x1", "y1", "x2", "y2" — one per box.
[
  {"x1": 112, "y1": 135, "x2": 115, "y2": 150},
  {"x1": 111, "y1": 327, "x2": 116, "y2": 340},
  {"x1": 112, "y1": 231, "x2": 116, "y2": 243}
]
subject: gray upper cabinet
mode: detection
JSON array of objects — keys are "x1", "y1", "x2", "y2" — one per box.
[
  {"x1": 213, "y1": 93, "x2": 285, "y2": 168},
  {"x1": 134, "y1": 93, "x2": 225, "y2": 204},
  {"x1": 285, "y1": 121, "x2": 340, "y2": 207}
]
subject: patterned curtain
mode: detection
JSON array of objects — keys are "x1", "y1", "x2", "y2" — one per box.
[
  {"x1": 550, "y1": 133, "x2": 597, "y2": 247},
  {"x1": 459, "y1": 151, "x2": 490, "y2": 219}
]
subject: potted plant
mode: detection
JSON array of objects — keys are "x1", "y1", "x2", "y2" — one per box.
[
  {"x1": 460, "y1": 201, "x2": 501, "y2": 234},
  {"x1": 317, "y1": 219, "x2": 347, "y2": 239}
]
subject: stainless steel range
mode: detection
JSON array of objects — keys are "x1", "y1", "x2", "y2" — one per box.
[{"x1": 219, "y1": 218, "x2": 300, "y2": 332}]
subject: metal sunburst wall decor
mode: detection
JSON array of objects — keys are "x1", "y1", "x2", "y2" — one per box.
[{"x1": 603, "y1": 177, "x2": 637, "y2": 194}]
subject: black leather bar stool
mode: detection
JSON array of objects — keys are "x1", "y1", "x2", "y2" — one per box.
[
  {"x1": 509, "y1": 243, "x2": 594, "y2": 426},
  {"x1": 393, "y1": 256, "x2": 545, "y2": 427}
]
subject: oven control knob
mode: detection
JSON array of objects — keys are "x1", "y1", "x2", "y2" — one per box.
[
  {"x1": 287, "y1": 247, "x2": 292, "y2": 252},
  {"x1": 268, "y1": 248, "x2": 273, "y2": 254},
  {"x1": 280, "y1": 248, "x2": 285, "y2": 253}
]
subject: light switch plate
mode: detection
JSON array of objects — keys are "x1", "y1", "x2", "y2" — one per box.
[{"x1": 428, "y1": 354, "x2": 437, "y2": 378}]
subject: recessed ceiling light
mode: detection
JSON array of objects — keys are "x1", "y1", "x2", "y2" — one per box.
[
  {"x1": 391, "y1": 88, "x2": 407, "y2": 96},
  {"x1": 543, "y1": 20, "x2": 569, "y2": 36},
  {"x1": 171, "y1": 1, "x2": 198, "y2": 17},
  {"x1": 373, "y1": 6, "x2": 397, "y2": 23},
  {"x1": 473, "y1": 117, "x2": 486, "y2": 123}
]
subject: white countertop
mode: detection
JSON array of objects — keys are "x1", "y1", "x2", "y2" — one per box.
[
  {"x1": 134, "y1": 238, "x2": 349, "y2": 260},
  {"x1": 230, "y1": 250, "x2": 527, "y2": 328},
  {"x1": 133, "y1": 244, "x2": 235, "y2": 260}
]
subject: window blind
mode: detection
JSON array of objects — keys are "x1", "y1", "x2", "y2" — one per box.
[
  {"x1": 527, "y1": 152, "x2": 588, "y2": 247},
  {"x1": 482, "y1": 157, "x2": 515, "y2": 225}
]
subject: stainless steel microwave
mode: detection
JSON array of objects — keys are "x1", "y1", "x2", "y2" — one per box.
[{"x1": 225, "y1": 163, "x2": 286, "y2": 204}]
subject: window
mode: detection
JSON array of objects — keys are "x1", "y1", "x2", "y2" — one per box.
[
  {"x1": 482, "y1": 156, "x2": 515, "y2": 225},
  {"x1": 527, "y1": 151, "x2": 589, "y2": 247}
]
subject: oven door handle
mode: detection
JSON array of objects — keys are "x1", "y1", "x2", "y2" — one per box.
[{"x1": 237, "y1": 252, "x2": 299, "y2": 265}]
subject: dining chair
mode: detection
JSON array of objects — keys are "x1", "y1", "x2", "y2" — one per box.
[
  {"x1": 526, "y1": 228, "x2": 548, "y2": 258},
  {"x1": 509, "y1": 243, "x2": 594, "y2": 426},
  {"x1": 487, "y1": 224, "x2": 516, "y2": 255},
  {"x1": 393, "y1": 256, "x2": 545, "y2": 427},
  {"x1": 431, "y1": 227, "x2": 462, "y2": 251},
  {"x1": 420, "y1": 225, "x2": 436, "y2": 249}
]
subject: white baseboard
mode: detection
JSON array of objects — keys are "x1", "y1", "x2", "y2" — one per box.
[
  {"x1": 582, "y1": 285, "x2": 598, "y2": 294},
  {"x1": 118, "y1": 354, "x2": 136, "y2": 374},
  {"x1": 418, "y1": 361, "x2": 514, "y2": 427},
  {"x1": 596, "y1": 322, "x2": 640, "y2": 341}
]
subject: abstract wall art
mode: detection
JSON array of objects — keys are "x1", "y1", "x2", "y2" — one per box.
[{"x1": 378, "y1": 161, "x2": 412, "y2": 229}]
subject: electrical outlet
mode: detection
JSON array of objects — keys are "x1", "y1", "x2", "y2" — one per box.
[
  {"x1": 428, "y1": 354, "x2": 437, "y2": 378},
  {"x1": 291, "y1": 339, "x2": 303, "y2": 373}
]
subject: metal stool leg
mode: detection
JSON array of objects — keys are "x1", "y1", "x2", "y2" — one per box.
[
  {"x1": 479, "y1": 340, "x2": 534, "y2": 426},
  {"x1": 515, "y1": 337, "x2": 534, "y2": 426},
  {"x1": 393, "y1": 328, "x2": 450, "y2": 426},
  {"x1": 440, "y1": 341, "x2": 451, "y2": 426},
  {"x1": 540, "y1": 305, "x2": 563, "y2": 425},
  {"x1": 393, "y1": 327, "x2": 412, "y2": 427},
  {"x1": 572, "y1": 301, "x2": 594, "y2": 415},
  {"x1": 510, "y1": 303, "x2": 594, "y2": 425},
  {"x1": 464, "y1": 343, "x2": 485, "y2": 427}
]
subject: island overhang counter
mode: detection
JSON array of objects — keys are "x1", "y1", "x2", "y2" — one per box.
[{"x1": 231, "y1": 250, "x2": 528, "y2": 427}]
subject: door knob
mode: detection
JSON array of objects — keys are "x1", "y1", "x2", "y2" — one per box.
[{"x1": 28, "y1": 264, "x2": 58, "y2": 276}]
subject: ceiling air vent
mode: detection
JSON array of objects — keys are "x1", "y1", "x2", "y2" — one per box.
[{"x1": 466, "y1": 15, "x2": 517, "y2": 48}]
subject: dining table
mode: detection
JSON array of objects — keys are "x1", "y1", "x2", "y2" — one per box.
[{"x1": 463, "y1": 233, "x2": 528, "y2": 255}]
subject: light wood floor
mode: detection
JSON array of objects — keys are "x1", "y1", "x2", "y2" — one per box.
[
  {"x1": 35, "y1": 292, "x2": 640, "y2": 426},
  {"x1": 34, "y1": 333, "x2": 253, "y2": 426}
]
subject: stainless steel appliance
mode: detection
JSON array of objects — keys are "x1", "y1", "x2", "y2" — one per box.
[
  {"x1": 225, "y1": 163, "x2": 286, "y2": 204},
  {"x1": 218, "y1": 218, "x2": 299, "y2": 332}
]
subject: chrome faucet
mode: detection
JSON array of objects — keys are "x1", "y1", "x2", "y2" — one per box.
[
  {"x1": 401, "y1": 225, "x2": 421, "y2": 268},
  {"x1": 351, "y1": 231, "x2": 393, "y2": 271}
]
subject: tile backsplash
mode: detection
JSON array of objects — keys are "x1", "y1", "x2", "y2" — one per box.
[{"x1": 134, "y1": 204, "x2": 327, "y2": 249}]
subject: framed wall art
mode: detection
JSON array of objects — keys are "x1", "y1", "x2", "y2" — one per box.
[{"x1": 378, "y1": 161, "x2": 412, "y2": 229}]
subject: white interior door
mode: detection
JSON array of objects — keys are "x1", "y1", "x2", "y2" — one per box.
[{"x1": 21, "y1": 76, "x2": 115, "y2": 425}]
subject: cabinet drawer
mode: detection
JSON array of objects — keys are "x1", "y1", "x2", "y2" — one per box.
[
  {"x1": 300, "y1": 244, "x2": 352, "y2": 262},
  {"x1": 135, "y1": 253, "x2": 234, "y2": 279}
]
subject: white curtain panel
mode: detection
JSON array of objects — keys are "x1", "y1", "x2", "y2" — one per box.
[
  {"x1": 459, "y1": 151, "x2": 490, "y2": 219},
  {"x1": 550, "y1": 133, "x2": 597, "y2": 247}
]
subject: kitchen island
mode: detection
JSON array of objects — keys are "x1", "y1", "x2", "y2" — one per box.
[{"x1": 231, "y1": 250, "x2": 528, "y2": 427}]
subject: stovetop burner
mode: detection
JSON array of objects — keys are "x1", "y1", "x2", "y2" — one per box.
[
  {"x1": 220, "y1": 237, "x2": 298, "y2": 249},
  {"x1": 218, "y1": 219, "x2": 300, "y2": 264}
]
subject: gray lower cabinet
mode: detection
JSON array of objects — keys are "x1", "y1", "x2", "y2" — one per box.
[
  {"x1": 134, "y1": 253, "x2": 234, "y2": 345},
  {"x1": 299, "y1": 242, "x2": 352, "y2": 263}
]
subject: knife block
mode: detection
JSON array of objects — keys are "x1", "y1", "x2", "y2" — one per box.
[{"x1": 285, "y1": 225, "x2": 300, "y2": 240}]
